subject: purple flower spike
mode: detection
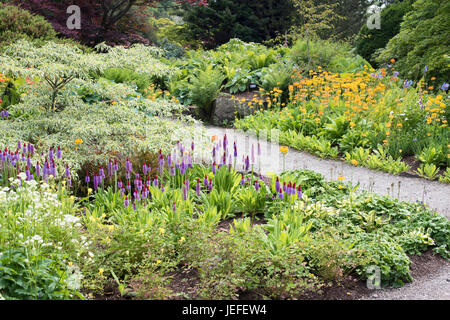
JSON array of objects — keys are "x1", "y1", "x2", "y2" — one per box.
[
  {"x1": 275, "y1": 177, "x2": 281, "y2": 193},
  {"x1": 182, "y1": 183, "x2": 188, "y2": 201},
  {"x1": 240, "y1": 175, "x2": 245, "y2": 186},
  {"x1": 196, "y1": 179, "x2": 201, "y2": 196},
  {"x1": 278, "y1": 192, "x2": 283, "y2": 199},
  {"x1": 244, "y1": 156, "x2": 250, "y2": 171},
  {"x1": 113, "y1": 159, "x2": 118, "y2": 172},
  {"x1": 118, "y1": 179, "x2": 123, "y2": 189},
  {"x1": 254, "y1": 180, "x2": 260, "y2": 191},
  {"x1": 36, "y1": 161, "x2": 41, "y2": 177},
  {"x1": 56, "y1": 146, "x2": 62, "y2": 159},
  {"x1": 65, "y1": 164, "x2": 71, "y2": 178},
  {"x1": 133, "y1": 202, "x2": 136, "y2": 211},
  {"x1": 172, "y1": 202, "x2": 176, "y2": 212},
  {"x1": 297, "y1": 185, "x2": 302, "y2": 199},
  {"x1": 108, "y1": 160, "x2": 113, "y2": 178},
  {"x1": 153, "y1": 176, "x2": 159, "y2": 188},
  {"x1": 124, "y1": 196, "x2": 129, "y2": 208},
  {"x1": 49, "y1": 147, "x2": 54, "y2": 162},
  {"x1": 212, "y1": 162, "x2": 216, "y2": 175}
]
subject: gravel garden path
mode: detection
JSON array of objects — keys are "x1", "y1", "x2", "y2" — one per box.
[
  {"x1": 204, "y1": 125, "x2": 450, "y2": 219},
  {"x1": 204, "y1": 125, "x2": 450, "y2": 300}
]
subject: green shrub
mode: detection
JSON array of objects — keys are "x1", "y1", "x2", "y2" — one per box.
[
  {"x1": 0, "y1": 248, "x2": 80, "y2": 300},
  {"x1": 0, "y1": 5, "x2": 56, "y2": 47},
  {"x1": 188, "y1": 65, "x2": 224, "y2": 121},
  {"x1": 289, "y1": 38, "x2": 369, "y2": 73},
  {"x1": 355, "y1": 0, "x2": 414, "y2": 67},
  {"x1": 377, "y1": 0, "x2": 450, "y2": 83}
]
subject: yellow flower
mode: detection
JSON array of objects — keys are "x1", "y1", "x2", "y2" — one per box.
[
  {"x1": 159, "y1": 227, "x2": 165, "y2": 235},
  {"x1": 179, "y1": 236, "x2": 186, "y2": 243},
  {"x1": 75, "y1": 138, "x2": 83, "y2": 145},
  {"x1": 280, "y1": 146, "x2": 289, "y2": 154},
  {"x1": 338, "y1": 176, "x2": 345, "y2": 181},
  {"x1": 98, "y1": 268, "x2": 104, "y2": 276},
  {"x1": 338, "y1": 185, "x2": 343, "y2": 190},
  {"x1": 156, "y1": 260, "x2": 161, "y2": 265},
  {"x1": 350, "y1": 122, "x2": 356, "y2": 128}
]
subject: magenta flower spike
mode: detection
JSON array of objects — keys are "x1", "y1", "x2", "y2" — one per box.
[
  {"x1": 240, "y1": 175, "x2": 245, "y2": 186},
  {"x1": 65, "y1": 164, "x2": 71, "y2": 178},
  {"x1": 26, "y1": 155, "x2": 31, "y2": 168},
  {"x1": 275, "y1": 177, "x2": 281, "y2": 193},
  {"x1": 36, "y1": 161, "x2": 41, "y2": 177},
  {"x1": 124, "y1": 196, "x2": 129, "y2": 208},
  {"x1": 196, "y1": 179, "x2": 201, "y2": 196},
  {"x1": 297, "y1": 185, "x2": 302, "y2": 199},
  {"x1": 182, "y1": 183, "x2": 187, "y2": 201},
  {"x1": 118, "y1": 179, "x2": 123, "y2": 189},
  {"x1": 172, "y1": 202, "x2": 176, "y2": 212},
  {"x1": 49, "y1": 147, "x2": 54, "y2": 162},
  {"x1": 85, "y1": 171, "x2": 91, "y2": 184},
  {"x1": 244, "y1": 156, "x2": 250, "y2": 171},
  {"x1": 254, "y1": 180, "x2": 260, "y2": 191},
  {"x1": 56, "y1": 146, "x2": 62, "y2": 159},
  {"x1": 212, "y1": 162, "x2": 216, "y2": 175},
  {"x1": 108, "y1": 160, "x2": 113, "y2": 178}
]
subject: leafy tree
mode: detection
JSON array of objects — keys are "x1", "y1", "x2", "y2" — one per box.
[
  {"x1": 13, "y1": 0, "x2": 207, "y2": 45},
  {"x1": 355, "y1": 0, "x2": 414, "y2": 66},
  {"x1": 183, "y1": 0, "x2": 296, "y2": 49},
  {"x1": 377, "y1": 0, "x2": 450, "y2": 83}
]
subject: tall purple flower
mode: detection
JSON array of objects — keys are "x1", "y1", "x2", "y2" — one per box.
[
  {"x1": 297, "y1": 185, "x2": 302, "y2": 199},
  {"x1": 36, "y1": 161, "x2": 41, "y2": 177},
  {"x1": 196, "y1": 178, "x2": 201, "y2": 196},
  {"x1": 124, "y1": 196, "x2": 130, "y2": 208},
  {"x1": 126, "y1": 157, "x2": 132, "y2": 173},
  {"x1": 254, "y1": 180, "x2": 260, "y2": 191},
  {"x1": 49, "y1": 147, "x2": 54, "y2": 162},
  {"x1": 108, "y1": 160, "x2": 113, "y2": 178},
  {"x1": 244, "y1": 156, "x2": 250, "y2": 171},
  {"x1": 212, "y1": 162, "x2": 216, "y2": 175},
  {"x1": 65, "y1": 164, "x2": 71, "y2": 178},
  {"x1": 56, "y1": 146, "x2": 62, "y2": 159},
  {"x1": 275, "y1": 177, "x2": 281, "y2": 193}
]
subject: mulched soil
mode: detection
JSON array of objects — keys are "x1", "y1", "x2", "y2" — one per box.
[{"x1": 90, "y1": 247, "x2": 447, "y2": 300}]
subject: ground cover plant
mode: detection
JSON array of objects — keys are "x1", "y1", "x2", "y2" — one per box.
[{"x1": 0, "y1": 134, "x2": 448, "y2": 300}]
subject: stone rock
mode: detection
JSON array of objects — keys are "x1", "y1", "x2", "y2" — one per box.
[{"x1": 212, "y1": 93, "x2": 253, "y2": 125}]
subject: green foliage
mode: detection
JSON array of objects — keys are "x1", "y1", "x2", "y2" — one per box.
[
  {"x1": 355, "y1": 0, "x2": 414, "y2": 66},
  {"x1": 0, "y1": 4, "x2": 56, "y2": 48},
  {"x1": 377, "y1": 0, "x2": 450, "y2": 83},
  {"x1": 188, "y1": 65, "x2": 225, "y2": 120},
  {"x1": 183, "y1": 0, "x2": 295, "y2": 49},
  {"x1": 0, "y1": 248, "x2": 79, "y2": 300},
  {"x1": 289, "y1": 38, "x2": 369, "y2": 73}
]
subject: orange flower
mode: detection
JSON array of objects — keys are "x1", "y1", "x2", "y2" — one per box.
[
  {"x1": 390, "y1": 58, "x2": 395, "y2": 63},
  {"x1": 211, "y1": 135, "x2": 217, "y2": 142}
]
